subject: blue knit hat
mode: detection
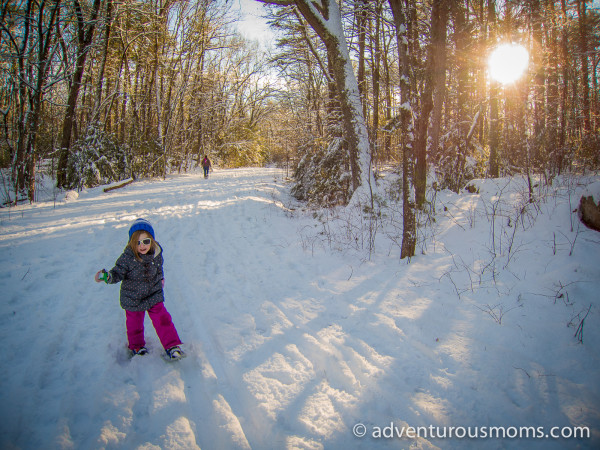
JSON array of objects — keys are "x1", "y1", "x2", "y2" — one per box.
[{"x1": 129, "y1": 218, "x2": 155, "y2": 239}]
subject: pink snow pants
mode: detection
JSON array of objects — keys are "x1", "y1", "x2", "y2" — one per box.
[{"x1": 125, "y1": 302, "x2": 182, "y2": 351}]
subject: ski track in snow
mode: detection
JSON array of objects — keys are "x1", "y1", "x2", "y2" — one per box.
[{"x1": 0, "y1": 168, "x2": 599, "y2": 449}]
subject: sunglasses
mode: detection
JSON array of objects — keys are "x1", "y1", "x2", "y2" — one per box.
[{"x1": 138, "y1": 238, "x2": 152, "y2": 246}]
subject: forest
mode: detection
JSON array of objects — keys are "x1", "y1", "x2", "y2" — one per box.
[{"x1": 1, "y1": 0, "x2": 599, "y2": 259}]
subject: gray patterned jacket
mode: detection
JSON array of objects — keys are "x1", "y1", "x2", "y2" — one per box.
[{"x1": 107, "y1": 243, "x2": 165, "y2": 311}]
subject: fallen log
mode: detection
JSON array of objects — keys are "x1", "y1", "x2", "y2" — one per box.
[{"x1": 103, "y1": 178, "x2": 134, "y2": 193}]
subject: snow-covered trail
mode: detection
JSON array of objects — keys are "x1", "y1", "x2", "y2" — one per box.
[
  {"x1": 1, "y1": 168, "x2": 599, "y2": 449},
  {"x1": 0, "y1": 168, "x2": 389, "y2": 449}
]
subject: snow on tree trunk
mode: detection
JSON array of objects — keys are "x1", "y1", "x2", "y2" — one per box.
[
  {"x1": 265, "y1": 0, "x2": 374, "y2": 205},
  {"x1": 334, "y1": 15, "x2": 373, "y2": 204}
]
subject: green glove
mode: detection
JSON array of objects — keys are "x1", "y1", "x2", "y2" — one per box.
[{"x1": 100, "y1": 269, "x2": 109, "y2": 283}]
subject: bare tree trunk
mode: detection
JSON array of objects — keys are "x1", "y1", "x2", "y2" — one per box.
[
  {"x1": 91, "y1": 0, "x2": 113, "y2": 125},
  {"x1": 576, "y1": 0, "x2": 590, "y2": 132},
  {"x1": 371, "y1": 0, "x2": 383, "y2": 168},
  {"x1": 451, "y1": 0, "x2": 470, "y2": 192},
  {"x1": 382, "y1": 37, "x2": 393, "y2": 162},
  {"x1": 531, "y1": 0, "x2": 546, "y2": 165},
  {"x1": 155, "y1": 62, "x2": 166, "y2": 177},
  {"x1": 414, "y1": 0, "x2": 448, "y2": 207},
  {"x1": 12, "y1": 0, "x2": 33, "y2": 198},
  {"x1": 558, "y1": 0, "x2": 569, "y2": 173},
  {"x1": 355, "y1": 0, "x2": 368, "y2": 120},
  {"x1": 488, "y1": 0, "x2": 500, "y2": 178},
  {"x1": 388, "y1": 0, "x2": 416, "y2": 259},
  {"x1": 56, "y1": 0, "x2": 102, "y2": 189},
  {"x1": 546, "y1": 0, "x2": 560, "y2": 173},
  {"x1": 429, "y1": 12, "x2": 447, "y2": 163},
  {"x1": 25, "y1": 0, "x2": 62, "y2": 202},
  {"x1": 6, "y1": 0, "x2": 62, "y2": 202}
]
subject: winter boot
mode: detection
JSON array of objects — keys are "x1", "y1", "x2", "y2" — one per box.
[
  {"x1": 165, "y1": 345, "x2": 186, "y2": 361},
  {"x1": 130, "y1": 346, "x2": 148, "y2": 357}
]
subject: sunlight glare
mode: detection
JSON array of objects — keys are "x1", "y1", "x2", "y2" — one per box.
[{"x1": 488, "y1": 43, "x2": 529, "y2": 84}]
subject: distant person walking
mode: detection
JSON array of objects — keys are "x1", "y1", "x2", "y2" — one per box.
[{"x1": 202, "y1": 155, "x2": 212, "y2": 178}]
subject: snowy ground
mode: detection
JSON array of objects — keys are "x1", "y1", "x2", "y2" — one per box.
[{"x1": 0, "y1": 167, "x2": 599, "y2": 449}]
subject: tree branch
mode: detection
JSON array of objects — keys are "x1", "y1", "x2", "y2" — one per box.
[{"x1": 292, "y1": 8, "x2": 334, "y2": 84}]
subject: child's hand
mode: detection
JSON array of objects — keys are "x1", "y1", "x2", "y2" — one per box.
[{"x1": 95, "y1": 270, "x2": 108, "y2": 283}]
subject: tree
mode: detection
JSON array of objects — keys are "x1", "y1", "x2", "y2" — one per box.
[
  {"x1": 1, "y1": 0, "x2": 63, "y2": 202},
  {"x1": 577, "y1": 0, "x2": 591, "y2": 132},
  {"x1": 3, "y1": 0, "x2": 599, "y2": 213},
  {"x1": 258, "y1": 0, "x2": 373, "y2": 203},
  {"x1": 388, "y1": 0, "x2": 416, "y2": 259},
  {"x1": 90, "y1": 0, "x2": 113, "y2": 127},
  {"x1": 488, "y1": 0, "x2": 500, "y2": 178},
  {"x1": 56, "y1": 0, "x2": 102, "y2": 189},
  {"x1": 370, "y1": 0, "x2": 383, "y2": 167},
  {"x1": 413, "y1": 0, "x2": 449, "y2": 207}
]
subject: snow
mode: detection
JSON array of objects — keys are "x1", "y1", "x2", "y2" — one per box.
[{"x1": 0, "y1": 167, "x2": 599, "y2": 449}]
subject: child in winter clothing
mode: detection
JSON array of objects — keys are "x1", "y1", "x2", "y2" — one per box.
[{"x1": 95, "y1": 218, "x2": 184, "y2": 360}]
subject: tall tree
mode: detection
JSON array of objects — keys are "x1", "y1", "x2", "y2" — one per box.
[
  {"x1": 258, "y1": 0, "x2": 374, "y2": 203},
  {"x1": 450, "y1": 0, "x2": 470, "y2": 192},
  {"x1": 576, "y1": 0, "x2": 591, "y2": 132},
  {"x1": 414, "y1": 0, "x2": 448, "y2": 207},
  {"x1": 530, "y1": 0, "x2": 546, "y2": 165},
  {"x1": 370, "y1": 0, "x2": 383, "y2": 167},
  {"x1": 488, "y1": 0, "x2": 500, "y2": 178},
  {"x1": 355, "y1": 0, "x2": 368, "y2": 120},
  {"x1": 23, "y1": 0, "x2": 62, "y2": 201},
  {"x1": 90, "y1": 0, "x2": 113, "y2": 126},
  {"x1": 388, "y1": 0, "x2": 416, "y2": 259},
  {"x1": 429, "y1": 0, "x2": 448, "y2": 164},
  {"x1": 545, "y1": 0, "x2": 560, "y2": 173},
  {"x1": 1, "y1": 0, "x2": 62, "y2": 202},
  {"x1": 56, "y1": 0, "x2": 102, "y2": 189}
]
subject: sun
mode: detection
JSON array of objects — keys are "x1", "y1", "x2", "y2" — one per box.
[{"x1": 488, "y1": 43, "x2": 529, "y2": 84}]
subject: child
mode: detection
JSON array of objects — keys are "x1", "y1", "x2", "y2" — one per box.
[{"x1": 95, "y1": 218, "x2": 185, "y2": 360}]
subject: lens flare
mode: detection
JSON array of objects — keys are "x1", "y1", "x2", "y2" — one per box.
[{"x1": 488, "y1": 43, "x2": 529, "y2": 84}]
